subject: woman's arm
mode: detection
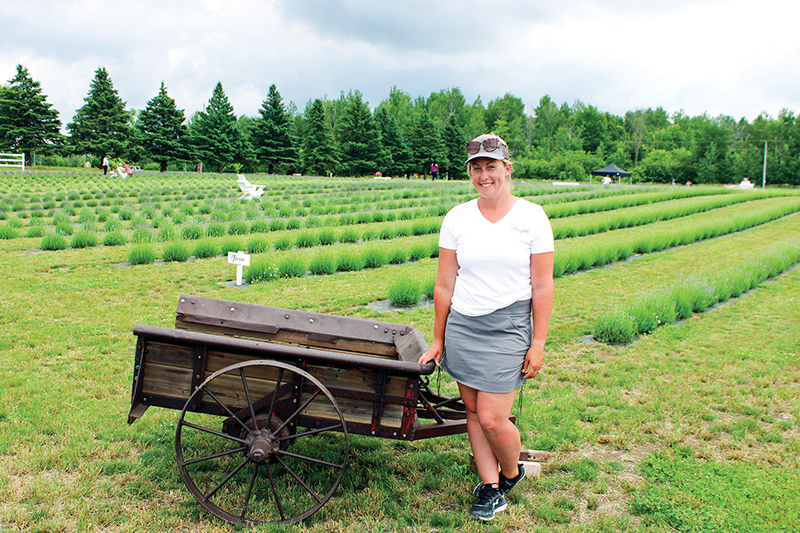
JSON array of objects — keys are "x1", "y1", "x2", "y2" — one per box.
[
  {"x1": 523, "y1": 251, "x2": 554, "y2": 379},
  {"x1": 418, "y1": 248, "x2": 458, "y2": 365}
]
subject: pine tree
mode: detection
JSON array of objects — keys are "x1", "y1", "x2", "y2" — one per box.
[
  {"x1": 67, "y1": 67, "x2": 131, "y2": 159},
  {"x1": 0, "y1": 65, "x2": 63, "y2": 165},
  {"x1": 408, "y1": 110, "x2": 444, "y2": 176},
  {"x1": 442, "y1": 114, "x2": 467, "y2": 180},
  {"x1": 301, "y1": 99, "x2": 338, "y2": 176},
  {"x1": 374, "y1": 106, "x2": 414, "y2": 177},
  {"x1": 138, "y1": 82, "x2": 189, "y2": 172},
  {"x1": 334, "y1": 91, "x2": 386, "y2": 177},
  {"x1": 251, "y1": 84, "x2": 298, "y2": 174},
  {"x1": 189, "y1": 82, "x2": 248, "y2": 173}
]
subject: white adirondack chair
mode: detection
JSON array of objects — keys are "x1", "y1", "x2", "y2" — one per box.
[
  {"x1": 110, "y1": 165, "x2": 129, "y2": 178},
  {"x1": 237, "y1": 175, "x2": 265, "y2": 200}
]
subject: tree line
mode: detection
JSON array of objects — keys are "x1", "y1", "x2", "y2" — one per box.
[{"x1": 1, "y1": 65, "x2": 798, "y2": 185}]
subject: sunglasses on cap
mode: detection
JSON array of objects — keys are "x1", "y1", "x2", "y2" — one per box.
[{"x1": 465, "y1": 137, "x2": 508, "y2": 155}]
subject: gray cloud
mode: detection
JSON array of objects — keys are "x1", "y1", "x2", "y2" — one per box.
[{"x1": 1, "y1": 0, "x2": 797, "y2": 124}]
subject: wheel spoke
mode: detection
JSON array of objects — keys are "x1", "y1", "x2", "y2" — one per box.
[
  {"x1": 239, "y1": 462, "x2": 259, "y2": 522},
  {"x1": 275, "y1": 455, "x2": 322, "y2": 503},
  {"x1": 265, "y1": 368, "x2": 284, "y2": 430},
  {"x1": 278, "y1": 423, "x2": 344, "y2": 442},
  {"x1": 181, "y1": 445, "x2": 247, "y2": 466},
  {"x1": 265, "y1": 460, "x2": 287, "y2": 521},
  {"x1": 276, "y1": 448, "x2": 346, "y2": 470},
  {"x1": 273, "y1": 389, "x2": 321, "y2": 435},
  {"x1": 203, "y1": 456, "x2": 250, "y2": 502},
  {"x1": 239, "y1": 367, "x2": 259, "y2": 431},
  {"x1": 181, "y1": 420, "x2": 246, "y2": 444},
  {"x1": 204, "y1": 388, "x2": 251, "y2": 434}
]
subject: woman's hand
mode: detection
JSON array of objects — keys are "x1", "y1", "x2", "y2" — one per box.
[
  {"x1": 522, "y1": 343, "x2": 544, "y2": 379},
  {"x1": 418, "y1": 339, "x2": 444, "y2": 366}
]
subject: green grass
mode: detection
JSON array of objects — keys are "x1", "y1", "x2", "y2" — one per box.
[
  {"x1": 0, "y1": 171, "x2": 798, "y2": 532},
  {"x1": 632, "y1": 449, "x2": 800, "y2": 531}
]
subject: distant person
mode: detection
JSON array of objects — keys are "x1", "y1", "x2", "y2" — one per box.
[
  {"x1": 101, "y1": 155, "x2": 110, "y2": 175},
  {"x1": 431, "y1": 162, "x2": 439, "y2": 181},
  {"x1": 419, "y1": 133, "x2": 554, "y2": 521},
  {"x1": 124, "y1": 162, "x2": 133, "y2": 178}
]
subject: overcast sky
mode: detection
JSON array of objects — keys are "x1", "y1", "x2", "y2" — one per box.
[{"x1": 2, "y1": 0, "x2": 798, "y2": 126}]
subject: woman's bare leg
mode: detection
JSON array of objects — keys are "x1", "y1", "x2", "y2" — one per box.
[{"x1": 458, "y1": 383, "x2": 520, "y2": 484}]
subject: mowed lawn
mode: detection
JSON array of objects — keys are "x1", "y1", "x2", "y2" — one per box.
[{"x1": 0, "y1": 172, "x2": 798, "y2": 533}]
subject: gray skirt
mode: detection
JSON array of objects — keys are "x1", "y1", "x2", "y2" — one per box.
[{"x1": 441, "y1": 299, "x2": 532, "y2": 394}]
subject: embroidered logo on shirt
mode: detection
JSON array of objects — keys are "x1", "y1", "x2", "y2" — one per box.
[{"x1": 510, "y1": 224, "x2": 530, "y2": 234}]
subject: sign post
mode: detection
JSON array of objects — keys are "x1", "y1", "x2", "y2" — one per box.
[{"x1": 227, "y1": 251, "x2": 251, "y2": 286}]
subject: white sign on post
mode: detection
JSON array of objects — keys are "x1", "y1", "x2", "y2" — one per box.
[{"x1": 227, "y1": 251, "x2": 251, "y2": 286}]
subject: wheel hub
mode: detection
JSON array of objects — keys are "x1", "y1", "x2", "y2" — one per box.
[{"x1": 245, "y1": 429, "x2": 281, "y2": 464}]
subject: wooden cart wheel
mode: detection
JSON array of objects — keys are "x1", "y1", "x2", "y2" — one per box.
[{"x1": 175, "y1": 360, "x2": 349, "y2": 525}]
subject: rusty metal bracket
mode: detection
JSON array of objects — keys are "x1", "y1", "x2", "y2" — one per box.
[
  {"x1": 186, "y1": 345, "x2": 207, "y2": 412},
  {"x1": 369, "y1": 371, "x2": 388, "y2": 435}
]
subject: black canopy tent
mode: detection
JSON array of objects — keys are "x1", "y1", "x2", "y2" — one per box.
[{"x1": 591, "y1": 163, "x2": 631, "y2": 184}]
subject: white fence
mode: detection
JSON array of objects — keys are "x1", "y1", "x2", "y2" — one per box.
[{"x1": 0, "y1": 153, "x2": 25, "y2": 171}]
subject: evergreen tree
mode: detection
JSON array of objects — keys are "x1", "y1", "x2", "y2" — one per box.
[
  {"x1": 335, "y1": 91, "x2": 386, "y2": 176},
  {"x1": 408, "y1": 109, "x2": 443, "y2": 176},
  {"x1": 138, "y1": 82, "x2": 189, "y2": 172},
  {"x1": 251, "y1": 84, "x2": 298, "y2": 174},
  {"x1": 374, "y1": 106, "x2": 414, "y2": 177},
  {"x1": 189, "y1": 82, "x2": 248, "y2": 173},
  {"x1": 301, "y1": 99, "x2": 338, "y2": 176},
  {"x1": 0, "y1": 65, "x2": 63, "y2": 165},
  {"x1": 441, "y1": 114, "x2": 467, "y2": 179},
  {"x1": 67, "y1": 67, "x2": 131, "y2": 159}
]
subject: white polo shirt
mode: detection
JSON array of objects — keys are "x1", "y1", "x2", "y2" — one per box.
[{"x1": 439, "y1": 198, "x2": 554, "y2": 317}]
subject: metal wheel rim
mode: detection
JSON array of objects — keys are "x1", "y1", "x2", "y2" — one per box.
[{"x1": 175, "y1": 359, "x2": 349, "y2": 525}]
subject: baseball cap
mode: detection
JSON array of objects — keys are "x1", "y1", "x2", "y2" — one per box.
[{"x1": 465, "y1": 133, "x2": 510, "y2": 164}]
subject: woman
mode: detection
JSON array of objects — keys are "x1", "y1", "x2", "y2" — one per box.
[{"x1": 419, "y1": 133, "x2": 554, "y2": 521}]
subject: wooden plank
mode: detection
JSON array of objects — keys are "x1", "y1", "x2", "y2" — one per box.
[
  {"x1": 134, "y1": 324, "x2": 435, "y2": 378},
  {"x1": 298, "y1": 393, "x2": 403, "y2": 428},
  {"x1": 176, "y1": 321, "x2": 399, "y2": 358},
  {"x1": 174, "y1": 295, "x2": 413, "y2": 355},
  {"x1": 142, "y1": 341, "x2": 196, "y2": 370},
  {"x1": 140, "y1": 362, "x2": 193, "y2": 399}
]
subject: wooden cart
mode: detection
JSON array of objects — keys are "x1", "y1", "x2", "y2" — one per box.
[{"x1": 128, "y1": 294, "x2": 472, "y2": 525}]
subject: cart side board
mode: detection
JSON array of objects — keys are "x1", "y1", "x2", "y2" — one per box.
[{"x1": 130, "y1": 324, "x2": 463, "y2": 440}]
